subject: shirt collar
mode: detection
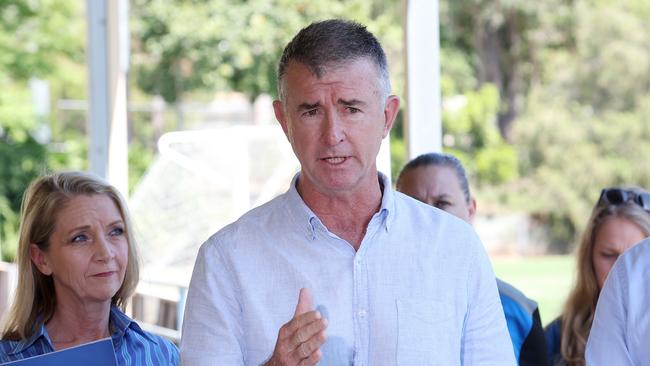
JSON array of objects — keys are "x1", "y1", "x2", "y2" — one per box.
[
  {"x1": 110, "y1": 305, "x2": 157, "y2": 345},
  {"x1": 377, "y1": 172, "x2": 396, "y2": 232},
  {"x1": 283, "y1": 172, "x2": 396, "y2": 238},
  {"x1": 9, "y1": 321, "x2": 51, "y2": 355},
  {"x1": 284, "y1": 173, "x2": 319, "y2": 240},
  {"x1": 9, "y1": 306, "x2": 156, "y2": 355}
]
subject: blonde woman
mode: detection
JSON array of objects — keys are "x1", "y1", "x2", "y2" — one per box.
[
  {"x1": 0, "y1": 172, "x2": 178, "y2": 364},
  {"x1": 544, "y1": 187, "x2": 650, "y2": 365}
]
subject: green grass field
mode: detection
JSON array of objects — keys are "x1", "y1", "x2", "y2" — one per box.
[{"x1": 491, "y1": 255, "x2": 575, "y2": 326}]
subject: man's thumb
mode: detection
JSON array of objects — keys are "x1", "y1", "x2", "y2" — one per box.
[{"x1": 293, "y1": 287, "x2": 314, "y2": 316}]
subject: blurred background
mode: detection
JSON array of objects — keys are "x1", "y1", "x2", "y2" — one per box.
[{"x1": 1, "y1": 0, "x2": 649, "y2": 342}]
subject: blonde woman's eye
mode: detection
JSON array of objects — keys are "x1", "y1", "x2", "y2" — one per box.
[
  {"x1": 71, "y1": 234, "x2": 88, "y2": 243},
  {"x1": 110, "y1": 227, "x2": 124, "y2": 236}
]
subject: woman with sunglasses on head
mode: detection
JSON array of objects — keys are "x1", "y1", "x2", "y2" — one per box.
[
  {"x1": 585, "y1": 235, "x2": 650, "y2": 365},
  {"x1": 544, "y1": 187, "x2": 650, "y2": 366}
]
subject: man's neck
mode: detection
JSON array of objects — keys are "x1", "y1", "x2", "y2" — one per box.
[{"x1": 298, "y1": 174, "x2": 384, "y2": 251}]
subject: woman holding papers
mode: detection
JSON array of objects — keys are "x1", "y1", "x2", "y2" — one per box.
[{"x1": 0, "y1": 172, "x2": 178, "y2": 365}]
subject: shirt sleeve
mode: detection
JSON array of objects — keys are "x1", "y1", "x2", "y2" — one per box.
[
  {"x1": 585, "y1": 257, "x2": 634, "y2": 365},
  {"x1": 180, "y1": 239, "x2": 246, "y2": 366},
  {"x1": 461, "y1": 234, "x2": 517, "y2": 366}
]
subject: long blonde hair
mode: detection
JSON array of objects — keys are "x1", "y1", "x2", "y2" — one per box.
[
  {"x1": 560, "y1": 187, "x2": 650, "y2": 365},
  {"x1": 1, "y1": 172, "x2": 140, "y2": 341}
]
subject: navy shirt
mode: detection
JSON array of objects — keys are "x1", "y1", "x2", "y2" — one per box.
[
  {"x1": 544, "y1": 317, "x2": 563, "y2": 365},
  {"x1": 0, "y1": 306, "x2": 179, "y2": 365}
]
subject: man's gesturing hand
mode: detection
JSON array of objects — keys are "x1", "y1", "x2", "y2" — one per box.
[{"x1": 265, "y1": 288, "x2": 328, "y2": 366}]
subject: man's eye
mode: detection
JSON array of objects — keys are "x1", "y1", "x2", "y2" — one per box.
[
  {"x1": 435, "y1": 201, "x2": 451, "y2": 209},
  {"x1": 347, "y1": 107, "x2": 361, "y2": 114},
  {"x1": 303, "y1": 109, "x2": 319, "y2": 117}
]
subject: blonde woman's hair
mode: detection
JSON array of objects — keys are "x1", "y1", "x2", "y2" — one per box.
[
  {"x1": 1, "y1": 171, "x2": 140, "y2": 341},
  {"x1": 559, "y1": 187, "x2": 650, "y2": 365}
]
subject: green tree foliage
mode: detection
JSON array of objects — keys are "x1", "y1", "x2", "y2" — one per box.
[
  {"x1": 440, "y1": 0, "x2": 575, "y2": 141},
  {"x1": 507, "y1": 0, "x2": 650, "y2": 251},
  {"x1": 0, "y1": 0, "x2": 84, "y2": 261},
  {"x1": 131, "y1": 0, "x2": 402, "y2": 103},
  {"x1": 438, "y1": 0, "x2": 650, "y2": 252},
  {"x1": 441, "y1": 85, "x2": 518, "y2": 187}
]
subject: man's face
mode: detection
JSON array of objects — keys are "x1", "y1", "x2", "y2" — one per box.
[
  {"x1": 273, "y1": 58, "x2": 399, "y2": 196},
  {"x1": 397, "y1": 165, "x2": 476, "y2": 223}
]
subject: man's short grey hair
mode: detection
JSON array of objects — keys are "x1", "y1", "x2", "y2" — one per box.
[{"x1": 277, "y1": 19, "x2": 391, "y2": 102}]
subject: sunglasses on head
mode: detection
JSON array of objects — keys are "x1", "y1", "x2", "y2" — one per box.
[{"x1": 598, "y1": 188, "x2": 650, "y2": 212}]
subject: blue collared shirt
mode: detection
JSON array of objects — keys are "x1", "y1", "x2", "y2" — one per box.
[
  {"x1": 0, "y1": 306, "x2": 179, "y2": 365},
  {"x1": 586, "y1": 237, "x2": 650, "y2": 365},
  {"x1": 181, "y1": 173, "x2": 515, "y2": 365}
]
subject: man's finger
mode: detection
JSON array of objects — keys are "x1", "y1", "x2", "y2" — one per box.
[
  {"x1": 297, "y1": 348, "x2": 322, "y2": 366},
  {"x1": 293, "y1": 329, "x2": 327, "y2": 365},
  {"x1": 288, "y1": 317, "x2": 327, "y2": 350},
  {"x1": 293, "y1": 288, "x2": 314, "y2": 317}
]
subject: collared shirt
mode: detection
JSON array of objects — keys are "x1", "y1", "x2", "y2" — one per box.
[
  {"x1": 0, "y1": 306, "x2": 179, "y2": 365},
  {"x1": 181, "y1": 173, "x2": 515, "y2": 365},
  {"x1": 586, "y1": 237, "x2": 650, "y2": 365}
]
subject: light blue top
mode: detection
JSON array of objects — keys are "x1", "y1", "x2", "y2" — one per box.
[
  {"x1": 0, "y1": 306, "x2": 179, "y2": 365},
  {"x1": 586, "y1": 237, "x2": 650, "y2": 365},
  {"x1": 181, "y1": 173, "x2": 515, "y2": 365}
]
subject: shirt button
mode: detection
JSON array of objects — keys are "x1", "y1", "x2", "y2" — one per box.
[{"x1": 358, "y1": 309, "x2": 367, "y2": 318}]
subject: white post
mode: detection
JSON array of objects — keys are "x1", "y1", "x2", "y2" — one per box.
[
  {"x1": 403, "y1": 0, "x2": 442, "y2": 158},
  {"x1": 86, "y1": 0, "x2": 129, "y2": 194}
]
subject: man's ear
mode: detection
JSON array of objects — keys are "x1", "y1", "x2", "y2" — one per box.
[
  {"x1": 30, "y1": 244, "x2": 52, "y2": 276},
  {"x1": 273, "y1": 100, "x2": 290, "y2": 137},
  {"x1": 382, "y1": 95, "x2": 400, "y2": 138}
]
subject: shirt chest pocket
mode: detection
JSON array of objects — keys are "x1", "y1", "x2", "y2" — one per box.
[{"x1": 396, "y1": 299, "x2": 461, "y2": 366}]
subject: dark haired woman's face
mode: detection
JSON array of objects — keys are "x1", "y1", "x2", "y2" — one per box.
[
  {"x1": 592, "y1": 216, "x2": 646, "y2": 289},
  {"x1": 397, "y1": 165, "x2": 475, "y2": 223},
  {"x1": 30, "y1": 194, "x2": 128, "y2": 305}
]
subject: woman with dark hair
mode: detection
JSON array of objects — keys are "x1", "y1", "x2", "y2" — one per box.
[
  {"x1": 0, "y1": 172, "x2": 179, "y2": 364},
  {"x1": 397, "y1": 152, "x2": 548, "y2": 366}
]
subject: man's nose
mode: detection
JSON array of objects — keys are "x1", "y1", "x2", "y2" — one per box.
[{"x1": 322, "y1": 111, "x2": 345, "y2": 146}]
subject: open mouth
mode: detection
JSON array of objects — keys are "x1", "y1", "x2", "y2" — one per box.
[{"x1": 322, "y1": 156, "x2": 347, "y2": 164}]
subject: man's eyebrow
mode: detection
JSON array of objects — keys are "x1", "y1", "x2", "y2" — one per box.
[
  {"x1": 339, "y1": 98, "x2": 366, "y2": 106},
  {"x1": 297, "y1": 102, "x2": 320, "y2": 111}
]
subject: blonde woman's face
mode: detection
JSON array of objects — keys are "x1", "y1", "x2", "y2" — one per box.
[
  {"x1": 592, "y1": 216, "x2": 647, "y2": 289},
  {"x1": 30, "y1": 194, "x2": 128, "y2": 306}
]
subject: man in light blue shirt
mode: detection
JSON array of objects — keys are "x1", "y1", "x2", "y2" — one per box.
[
  {"x1": 180, "y1": 19, "x2": 515, "y2": 365},
  {"x1": 586, "y1": 236, "x2": 650, "y2": 365}
]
